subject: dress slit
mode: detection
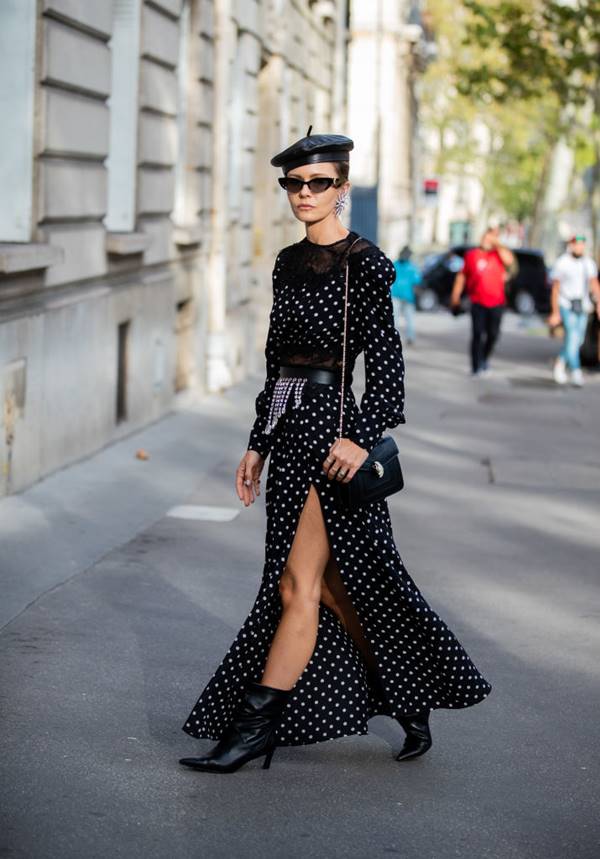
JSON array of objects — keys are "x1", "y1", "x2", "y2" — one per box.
[
  {"x1": 308, "y1": 474, "x2": 395, "y2": 715},
  {"x1": 266, "y1": 458, "x2": 394, "y2": 720},
  {"x1": 273, "y1": 474, "x2": 382, "y2": 686}
]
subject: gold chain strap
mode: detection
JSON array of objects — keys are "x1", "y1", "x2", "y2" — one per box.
[{"x1": 337, "y1": 236, "x2": 362, "y2": 440}]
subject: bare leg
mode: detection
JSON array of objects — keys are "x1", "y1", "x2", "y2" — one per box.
[
  {"x1": 260, "y1": 483, "x2": 331, "y2": 690},
  {"x1": 320, "y1": 556, "x2": 380, "y2": 677}
]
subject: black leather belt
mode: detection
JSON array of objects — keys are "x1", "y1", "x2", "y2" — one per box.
[{"x1": 279, "y1": 364, "x2": 341, "y2": 385}]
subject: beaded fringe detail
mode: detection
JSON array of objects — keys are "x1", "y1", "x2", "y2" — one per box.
[{"x1": 265, "y1": 376, "x2": 307, "y2": 434}]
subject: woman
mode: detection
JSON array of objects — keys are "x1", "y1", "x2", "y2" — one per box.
[
  {"x1": 392, "y1": 245, "x2": 420, "y2": 345},
  {"x1": 179, "y1": 127, "x2": 492, "y2": 774}
]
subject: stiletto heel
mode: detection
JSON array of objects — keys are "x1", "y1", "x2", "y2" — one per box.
[
  {"x1": 262, "y1": 747, "x2": 276, "y2": 769},
  {"x1": 179, "y1": 682, "x2": 290, "y2": 774}
]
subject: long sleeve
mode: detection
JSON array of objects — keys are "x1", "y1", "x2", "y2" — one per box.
[
  {"x1": 246, "y1": 254, "x2": 283, "y2": 459},
  {"x1": 346, "y1": 249, "x2": 406, "y2": 450}
]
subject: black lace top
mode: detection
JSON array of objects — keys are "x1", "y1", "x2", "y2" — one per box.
[{"x1": 247, "y1": 230, "x2": 405, "y2": 457}]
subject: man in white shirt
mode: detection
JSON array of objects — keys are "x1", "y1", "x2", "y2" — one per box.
[{"x1": 549, "y1": 235, "x2": 600, "y2": 386}]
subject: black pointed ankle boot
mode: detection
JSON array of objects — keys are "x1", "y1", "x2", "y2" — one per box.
[
  {"x1": 179, "y1": 681, "x2": 292, "y2": 773},
  {"x1": 395, "y1": 710, "x2": 432, "y2": 762}
]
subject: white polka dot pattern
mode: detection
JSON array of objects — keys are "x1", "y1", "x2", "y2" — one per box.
[{"x1": 182, "y1": 233, "x2": 492, "y2": 747}]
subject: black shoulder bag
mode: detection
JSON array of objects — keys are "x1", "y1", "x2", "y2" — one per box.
[{"x1": 331, "y1": 237, "x2": 404, "y2": 510}]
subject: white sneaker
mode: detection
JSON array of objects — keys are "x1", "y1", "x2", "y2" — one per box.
[
  {"x1": 553, "y1": 358, "x2": 567, "y2": 385},
  {"x1": 570, "y1": 368, "x2": 584, "y2": 387}
]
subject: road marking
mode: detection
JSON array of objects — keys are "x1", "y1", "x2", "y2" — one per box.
[{"x1": 166, "y1": 505, "x2": 240, "y2": 522}]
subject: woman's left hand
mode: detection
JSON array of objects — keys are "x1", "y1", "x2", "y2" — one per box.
[{"x1": 322, "y1": 437, "x2": 368, "y2": 483}]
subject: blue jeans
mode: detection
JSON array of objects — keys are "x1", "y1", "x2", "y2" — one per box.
[
  {"x1": 559, "y1": 307, "x2": 588, "y2": 370},
  {"x1": 392, "y1": 297, "x2": 416, "y2": 342}
]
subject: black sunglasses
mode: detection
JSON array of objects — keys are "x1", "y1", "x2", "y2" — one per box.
[{"x1": 278, "y1": 176, "x2": 341, "y2": 194}]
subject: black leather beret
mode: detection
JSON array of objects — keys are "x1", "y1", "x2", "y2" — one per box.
[{"x1": 271, "y1": 125, "x2": 353, "y2": 172}]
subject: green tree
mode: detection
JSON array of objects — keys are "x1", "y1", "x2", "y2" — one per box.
[
  {"x1": 420, "y1": 0, "x2": 563, "y2": 234},
  {"x1": 459, "y1": 0, "x2": 599, "y2": 106},
  {"x1": 458, "y1": 0, "x2": 600, "y2": 251}
]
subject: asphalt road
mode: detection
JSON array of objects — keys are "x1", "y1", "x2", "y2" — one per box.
[{"x1": 1, "y1": 312, "x2": 599, "y2": 859}]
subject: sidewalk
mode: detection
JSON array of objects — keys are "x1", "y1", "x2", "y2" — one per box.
[
  {"x1": 0, "y1": 374, "x2": 260, "y2": 630},
  {"x1": 1, "y1": 312, "x2": 599, "y2": 859}
]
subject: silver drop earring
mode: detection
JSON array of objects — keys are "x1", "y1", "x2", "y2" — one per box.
[{"x1": 335, "y1": 191, "x2": 348, "y2": 217}]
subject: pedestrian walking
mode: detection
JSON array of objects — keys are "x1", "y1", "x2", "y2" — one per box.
[
  {"x1": 179, "y1": 127, "x2": 492, "y2": 774},
  {"x1": 450, "y1": 226, "x2": 515, "y2": 376},
  {"x1": 548, "y1": 235, "x2": 600, "y2": 387},
  {"x1": 391, "y1": 246, "x2": 420, "y2": 345}
]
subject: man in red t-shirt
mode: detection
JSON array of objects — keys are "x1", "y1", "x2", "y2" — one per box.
[{"x1": 451, "y1": 227, "x2": 515, "y2": 375}]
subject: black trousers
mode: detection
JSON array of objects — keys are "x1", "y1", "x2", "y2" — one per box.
[{"x1": 470, "y1": 303, "x2": 504, "y2": 373}]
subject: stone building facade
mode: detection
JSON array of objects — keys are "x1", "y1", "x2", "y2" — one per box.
[{"x1": 0, "y1": 0, "x2": 350, "y2": 497}]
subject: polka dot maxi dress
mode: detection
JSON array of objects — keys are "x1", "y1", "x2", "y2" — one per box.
[{"x1": 182, "y1": 231, "x2": 492, "y2": 747}]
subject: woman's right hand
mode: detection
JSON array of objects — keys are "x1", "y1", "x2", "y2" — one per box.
[
  {"x1": 547, "y1": 311, "x2": 561, "y2": 329},
  {"x1": 236, "y1": 449, "x2": 265, "y2": 507}
]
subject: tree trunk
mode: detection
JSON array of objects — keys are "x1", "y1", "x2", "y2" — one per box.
[{"x1": 528, "y1": 138, "x2": 558, "y2": 248}]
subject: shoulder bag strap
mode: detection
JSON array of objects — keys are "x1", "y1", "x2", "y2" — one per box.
[{"x1": 338, "y1": 235, "x2": 362, "y2": 439}]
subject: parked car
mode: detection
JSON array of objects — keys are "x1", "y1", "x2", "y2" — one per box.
[{"x1": 415, "y1": 246, "x2": 552, "y2": 315}]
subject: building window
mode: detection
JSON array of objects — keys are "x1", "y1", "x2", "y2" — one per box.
[
  {"x1": 0, "y1": 0, "x2": 37, "y2": 242},
  {"x1": 105, "y1": 0, "x2": 142, "y2": 232},
  {"x1": 174, "y1": 298, "x2": 194, "y2": 391},
  {"x1": 116, "y1": 320, "x2": 130, "y2": 422}
]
